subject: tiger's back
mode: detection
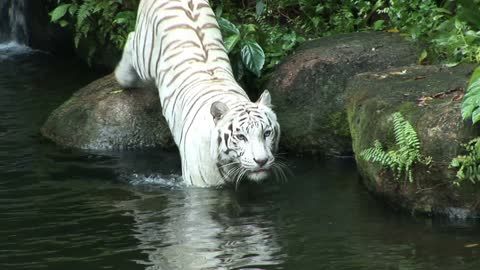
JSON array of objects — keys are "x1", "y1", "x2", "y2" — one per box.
[{"x1": 115, "y1": 0, "x2": 282, "y2": 187}]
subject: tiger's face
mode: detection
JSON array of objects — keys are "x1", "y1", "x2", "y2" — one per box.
[{"x1": 211, "y1": 90, "x2": 281, "y2": 187}]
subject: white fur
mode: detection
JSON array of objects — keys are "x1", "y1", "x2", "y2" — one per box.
[{"x1": 114, "y1": 0, "x2": 281, "y2": 187}]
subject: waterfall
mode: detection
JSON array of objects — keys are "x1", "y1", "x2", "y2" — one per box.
[{"x1": 0, "y1": 0, "x2": 29, "y2": 44}]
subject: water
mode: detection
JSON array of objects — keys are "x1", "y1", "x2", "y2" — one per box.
[
  {"x1": 1, "y1": 45, "x2": 480, "y2": 270},
  {"x1": 0, "y1": 0, "x2": 28, "y2": 44}
]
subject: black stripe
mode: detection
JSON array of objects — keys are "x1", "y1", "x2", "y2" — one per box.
[
  {"x1": 164, "y1": 23, "x2": 196, "y2": 33},
  {"x1": 224, "y1": 133, "x2": 229, "y2": 148},
  {"x1": 161, "y1": 39, "x2": 181, "y2": 56},
  {"x1": 179, "y1": 93, "x2": 228, "y2": 145},
  {"x1": 163, "y1": 51, "x2": 184, "y2": 62},
  {"x1": 166, "y1": 66, "x2": 191, "y2": 87},
  {"x1": 196, "y1": 2, "x2": 211, "y2": 10}
]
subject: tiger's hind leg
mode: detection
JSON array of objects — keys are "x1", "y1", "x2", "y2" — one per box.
[{"x1": 115, "y1": 32, "x2": 142, "y2": 88}]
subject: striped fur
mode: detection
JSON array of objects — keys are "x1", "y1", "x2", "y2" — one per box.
[{"x1": 115, "y1": 0, "x2": 281, "y2": 187}]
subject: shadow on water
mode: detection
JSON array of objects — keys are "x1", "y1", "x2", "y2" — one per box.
[{"x1": 1, "y1": 44, "x2": 480, "y2": 270}]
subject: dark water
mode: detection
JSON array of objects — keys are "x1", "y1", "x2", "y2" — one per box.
[{"x1": 1, "y1": 43, "x2": 480, "y2": 270}]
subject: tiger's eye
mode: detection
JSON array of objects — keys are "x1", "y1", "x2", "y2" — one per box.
[
  {"x1": 264, "y1": 130, "x2": 272, "y2": 138},
  {"x1": 236, "y1": 134, "x2": 247, "y2": 141}
]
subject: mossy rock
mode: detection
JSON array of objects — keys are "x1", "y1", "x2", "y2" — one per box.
[
  {"x1": 41, "y1": 74, "x2": 174, "y2": 150},
  {"x1": 266, "y1": 31, "x2": 422, "y2": 156},
  {"x1": 346, "y1": 64, "x2": 480, "y2": 217}
]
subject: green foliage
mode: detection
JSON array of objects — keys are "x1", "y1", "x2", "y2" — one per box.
[
  {"x1": 450, "y1": 138, "x2": 480, "y2": 186},
  {"x1": 217, "y1": 16, "x2": 265, "y2": 78},
  {"x1": 215, "y1": 2, "x2": 304, "y2": 80},
  {"x1": 461, "y1": 66, "x2": 480, "y2": 124},
  {"x1": 49, "y1": 0, "x2": 480, "y2": 71},
  {"x1": 49, "y1": 0, "x2": 138, "y2": 62},
  {"x1": 360, "y1": 112, "x2": 431, "y2": 183}
]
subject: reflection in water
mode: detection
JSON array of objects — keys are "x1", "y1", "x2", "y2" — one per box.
[
  {"x1": 2, "y1": 42, "x2": 480, "y2": 270},
  {"x1": 117, "y1": 178, "x2": 283, "y2": 270}
]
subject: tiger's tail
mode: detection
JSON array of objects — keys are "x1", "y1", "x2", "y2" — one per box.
[{"x1": 115, "y1": 32, "x2": 142, "y2": 88}]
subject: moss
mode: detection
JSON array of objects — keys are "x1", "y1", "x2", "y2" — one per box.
[
  {"x1": 396, "y1": 101, "x2": 418, "y2": 116},
  {"x1": 327, "y1": 111, "x2": 351, "y2": 138}
]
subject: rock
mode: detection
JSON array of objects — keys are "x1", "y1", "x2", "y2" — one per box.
[
  {"x1": 266, "y1": 32, "x2": 422, "y2": 156},
  {"x1": 346, "y1": 64, "x2": 480, "y2": 217},
  {"x1": 41, "y1": 74, "x2": 174, "y2": 150}
]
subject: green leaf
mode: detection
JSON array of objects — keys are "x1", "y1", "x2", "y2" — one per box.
[
  {"x1": 444, "y1": 62, "x2": 460, "y2": 68},
  {"x1": 68, "y1": 4, "x2": 78, "y2": 16},
  {"x1": 418, "y1": 50, "x2": 428, "y2": 64},
  {"x1": 224, "y1": 34, "x2": 240, "y2": 53},
  {"x1": 462, "y1": 66, "x2": 480, "y2": 122},
  {"x1": 50, "y1": 3, "x2": 72, "y2": 22},
  {"x1": 241, "y1": 41, "x2": 265, "y2": 77},
  {"x1": 77, "y1": 3, "x2": 92, "y2": 26},
  {"x1": 462, "y1": 103, "x2": 475, "y2": 120},
  {"x1": 256, "y1": 0, "x2": 266, "y2": 18},
  {"x1": 59, "y1": 20, "x2": 69, "y2": 27},
  {"x1": 214, "y1": 5, "x2": 223, "y2": 17},
  {"x1": 218, "y1": 17, "x2": 240, "y2": 35},
  {"x1": 472, "y1": 108, "x2": 480, "y2": 124},
  {"x1": 469, "y1": 66, "x2": 480, "y2": 85},
  {"x1": 373, "y1": 20, "x2": 385, "y2": 31},
  {"x1": 242, "y1": 24, "x2": 257, "y2": 34}
]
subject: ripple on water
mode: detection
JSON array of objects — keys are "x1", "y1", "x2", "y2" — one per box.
[
  {"x1": 124, "y1": 173, "x2": 185, "y2": 190},
  {"x1": 0, "y1": 42, "x2": 38, "y2": 60}
]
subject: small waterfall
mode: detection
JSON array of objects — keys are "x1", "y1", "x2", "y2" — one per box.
[{"x1": 0, "y1": 0, "x2": 28, "y2": 44}]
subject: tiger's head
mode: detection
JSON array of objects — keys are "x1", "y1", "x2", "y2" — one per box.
[{"x1": 210, "y1": 90, "x2": 282, "y2": 187}]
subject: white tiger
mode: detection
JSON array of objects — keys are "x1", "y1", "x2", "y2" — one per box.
[{"x1": 114, "y1": 0, "x2": 282, "y2": 187}]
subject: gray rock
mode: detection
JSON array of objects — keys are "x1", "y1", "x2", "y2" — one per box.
[
  {"x1": 266, "y1": 32, "x2": 422, "y2": 156},
  {"x1": 346, "y1": 64, "x2": 480, "y2": 217},
  {"x1": 41, "y1": 74, "x2": 174, "y2": 150}
]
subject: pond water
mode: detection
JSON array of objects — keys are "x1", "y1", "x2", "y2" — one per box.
[{"x1": 1, "y1": 43, "x2": 480, "y2": 270}]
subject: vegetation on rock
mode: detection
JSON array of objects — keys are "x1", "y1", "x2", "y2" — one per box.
[
  {"x1": 360, "y1": 112, "x2": 431, "y2": 183},
  {"x1": 452, "y1": 66, "x2": 480, "y2": 186},
  {"x1": 49, "y1": 0, "x2": 480, "y2": 74},
  {"x1": 450, "y1": 137, "x2": 480, "y2": 186},
  {"x1": 461, "y1": 66, "x2": 480, "y2": 124}
]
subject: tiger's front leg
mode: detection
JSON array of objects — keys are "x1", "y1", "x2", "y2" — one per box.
[{"x1": 115, "y1": 32, "x2": 142, "y2": 89}]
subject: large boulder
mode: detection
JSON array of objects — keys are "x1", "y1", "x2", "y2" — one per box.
[
  {"x1": 41, "y1": 74, "x2": 174, "y2": 150},
  {"x1": 266, "y1": 32, "x2": 422, "y2": 156},
  {"x1": 346, "y1": 64, "x2": 480, "y2": 217}
]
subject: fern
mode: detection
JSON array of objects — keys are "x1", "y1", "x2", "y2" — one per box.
[
  {"x1": 49, "y1": 0, "x2": 138, "y2": 63},
  {"x1": 450, "y1": 138, "x2": 480, "y2": 186},
  {"x1": 76, "y1": 1, "x2": 93, "y2": 27},
  {"x1": 360, "y1": 112, "x2": 430, "y2": 183}
]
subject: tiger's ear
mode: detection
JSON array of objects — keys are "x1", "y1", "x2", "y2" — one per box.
[
  {"x1": 256, "y1": 90, "x2": 272, "y2": 107},
  {"x1": 211, "y1": 101, "x2": 229, "y2": 123}
]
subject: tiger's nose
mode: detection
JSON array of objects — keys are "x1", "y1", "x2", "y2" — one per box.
[{"x1": 254, "y1": 157, "x2": 268, "y2": 167}]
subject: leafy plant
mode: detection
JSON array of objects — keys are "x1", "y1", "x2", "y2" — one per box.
[
  {"x1": 215, "y1": 2, "x2": 305, "y2": 80},
  {"x1": 450, "y1": 138, "x2": 480, "y2": 186},
  {"x1": 360, "y1": 112, "x2": 431, "y2": 182},
  {"x1": 48, "y1": 0, "x2": 480, "y2": 73},
  {"x1": 461, "y1": 66, "x2": 480, "y2": 124},
  {"x1": 49, "y1": 0, "x2": 138, "y2": 61},
  {"x1": 217, "y1": 16, "x2": 265, "y2": 79}
]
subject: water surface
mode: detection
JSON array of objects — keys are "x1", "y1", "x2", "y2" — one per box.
[{"x1": 1, "y1": 44, "x2": 480, "y2": 270}]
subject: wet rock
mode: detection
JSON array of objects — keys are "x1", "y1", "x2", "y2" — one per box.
[
  {"x1": 41, "y1": 74, "x2": 174, "y2": 150},
  {"x1": 346, "y1": 64, "x2": 480, "y2": 217},
  {"x1": 266, "y1": 32, "x2": 422, "y2": 156}
]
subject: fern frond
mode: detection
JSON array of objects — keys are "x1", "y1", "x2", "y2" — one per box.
[
  {"x1": 76, "y1": 1, "x2": 94, "y2": 27},
  {"x1": 360, "y1": 112, "x2": 430, "y2": 183},
  {"x1": 392, "y1": 112, "x2": 406, "y2": 146},
  {"x1": 451, "y1": 137, "x2": 480, "y2": 185}
]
